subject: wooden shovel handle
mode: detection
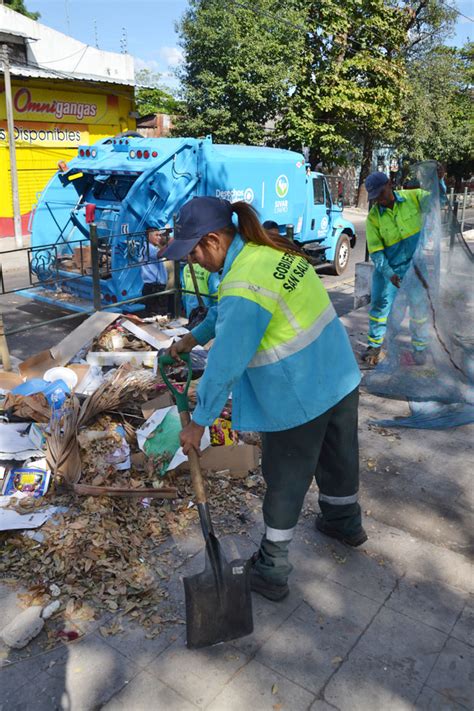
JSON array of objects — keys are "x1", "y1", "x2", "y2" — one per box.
[
  {"x1": 187, "y1": 258, "x2": 205, "y2": 309},
  {"x1": 179, "y1": 410, "x2": 207, "y2": 504}
]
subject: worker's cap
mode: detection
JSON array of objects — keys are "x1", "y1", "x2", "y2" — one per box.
[
  {"x1": 159, "y1": 197, "x2": 233, "y2": 261},
  {"x1": 263, "y1": 220, "x2": 279, "y2": 231},
  {"x1": 365, "y1": 172, "x2": 389, "y2": 200}
]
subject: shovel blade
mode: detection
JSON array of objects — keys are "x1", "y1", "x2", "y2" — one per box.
[{"x1": 184, "y1": 536, "x2": 253, "y2": 649}]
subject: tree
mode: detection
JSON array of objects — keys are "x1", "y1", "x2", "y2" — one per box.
[
  {"x1": 277, "y1": 0, "x2": 411, "y2": 205},
  {"x1": 394, "y1": 43, "x2": 473, "y2": 165},
  {"x1": 5, "y1": 0, "x2": 40, "y2": 20},
  {"x1": 135, "y1": 69, "x2": 181, "y2": 116},
  {"x1": 403, "y1": 0, "x2": 457, "y2": 58},
  {"x1": 279, "y1": 1, "x2": 408, "y2": 162},
  {"x1": 174, "y1": 0, "x2": 306, "y2": 144},
  {"x1": 175, "y1": 0, "x2": 462, "y2": 202}
]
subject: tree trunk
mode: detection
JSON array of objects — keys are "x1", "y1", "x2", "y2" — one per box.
[{"x1": 357, "y1": 134, "x2": 374, "y2": 208}]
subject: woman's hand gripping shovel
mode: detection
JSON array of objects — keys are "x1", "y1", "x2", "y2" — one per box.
[{"x1": 159, "y1": 353, "x2": 253, "y2": 649}]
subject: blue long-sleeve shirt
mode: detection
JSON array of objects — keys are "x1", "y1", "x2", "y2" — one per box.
[{"x1": 141, "y1": 244, "x2": 168, "y2": 285}]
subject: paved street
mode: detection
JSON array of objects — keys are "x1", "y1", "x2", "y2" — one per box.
[{"x1": 1, "y1": 302, "x2": 472, "y2": 711}]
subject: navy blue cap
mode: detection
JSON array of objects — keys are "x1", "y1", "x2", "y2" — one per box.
[
  {"x1": 263, "y1": 220, "x2": 279, "y2": 230},
  {"x1": 365, "y1": 172, "x2": 389, "y2": 200},
  {"x1": 160, "y1": 196, "x2": 234, "y2": 261}
]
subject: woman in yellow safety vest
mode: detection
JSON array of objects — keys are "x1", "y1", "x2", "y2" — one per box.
[
  {"x1": 181, "y1": 263, "x2": 219, "y2": 317},
  {"x1": 161, "y1": 196, "x2": 364, "y2": 601}
]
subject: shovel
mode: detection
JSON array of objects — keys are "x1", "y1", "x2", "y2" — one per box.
[
  {"x1": 186, "y1": 259, "x2": 209, "y2": 330},
  {"x1": 159, "y1": 353, "x2": 253, "y2": 649}
]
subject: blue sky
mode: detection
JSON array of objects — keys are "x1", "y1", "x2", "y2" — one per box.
[{"x1": 30, "y1": 0, "x2": 473, "y2": 92}]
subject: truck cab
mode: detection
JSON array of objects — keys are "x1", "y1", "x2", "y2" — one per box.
[{"x1": 297, "y1": 170, "x2": 356, "y2": 275}]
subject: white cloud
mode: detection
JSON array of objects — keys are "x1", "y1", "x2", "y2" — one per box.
[
  {"x1": 133, "y1": 56, "x2": 180, "y2": 90},
  {"x1": 159, "y1": 46, "x2": 184, "y2": 68},
  {"x1": 134, "y1": 57, "x2": 161, "y2": 74}
]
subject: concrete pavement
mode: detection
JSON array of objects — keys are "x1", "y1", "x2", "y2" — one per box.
[{"x1": 1, "y1": 304, "x2": 472, "y2": 710}]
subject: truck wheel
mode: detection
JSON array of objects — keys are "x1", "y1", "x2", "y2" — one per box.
[{"x1": 330, "y1": 234, "x2": 350, "y2": 275}]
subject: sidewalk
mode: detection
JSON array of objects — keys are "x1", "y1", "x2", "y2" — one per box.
[{"x1": 1, "y1": 308, "x2": 472, "y2": 711}]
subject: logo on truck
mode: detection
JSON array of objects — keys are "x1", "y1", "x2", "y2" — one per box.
[
  {"x1": 215, "y1": 188, "x2": 254, "y2": 204},
  {"x1": 275, "y1": 175, "x2": 289, "y2": 198},
  {"x1": 244, "y1": 188, "x2": 254, "y2": 203}
]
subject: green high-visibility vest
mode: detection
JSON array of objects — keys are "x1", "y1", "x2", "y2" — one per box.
[
  {"x1": 218, "y1": 242, "x2": 335, "y2": 366},
  {"x1": 366, "y1": 189, "x2": 429, "y2": 254},
  {"x1": 182, "y1": 264, "x2": 211, "y2": 297}
]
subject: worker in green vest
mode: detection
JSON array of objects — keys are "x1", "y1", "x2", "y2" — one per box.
[
  {"x1": 160, "y1": 196, "x2": 365, "y2": 602},
  {"x1": 181, "y1": 263, "x2": 220, "y2": 317},
  {"x1": 362, "y1": 172, "x2": 431, "y2": 366}
]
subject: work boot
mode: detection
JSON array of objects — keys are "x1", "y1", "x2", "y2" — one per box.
[
  {"x1": 249, "y1": 553, "x2": 289, "y2": 602},
  {"x1": 315, "y1": 514, "x2": 368, "y2": 547},
  {"x1": 412, "y1": 350, "x2": 427, "y2": 366},
  {"x1": 361, "y1": 346, "x2": 384, "y2": 367}
]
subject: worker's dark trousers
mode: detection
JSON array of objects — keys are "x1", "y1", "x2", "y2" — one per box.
[
  {"x1": 142, "y1": 282, "x2": 167, "y2": 315},
  {"x1": 254, "y1": 387, "x2": 361, "y2": 585}
]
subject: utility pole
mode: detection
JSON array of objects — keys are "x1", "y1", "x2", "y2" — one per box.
[{"x1": 1, "y1": 44, "x2": 23, "y2": 248}]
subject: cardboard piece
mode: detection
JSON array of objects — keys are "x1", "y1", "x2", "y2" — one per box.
[
  {"x1": 121, "y1": 319, "x2": 173, "y2": 351},
  {"x1": 0, "y1": 423, "x2": 45, "y2": 460},
  {"x1": 199, "y1": 443, "x2": 259, "y2": 479},
  {"x1": 67, "y1": 364, "x2": 91, "y2": 390},
  {"x1": 0, "y1": 371, "x2": 23, "y2": 391},
  {"x1": 0, "y1": 505, "x2": 60, "y2": 532},
  {"x1": 72, "y1": 246, "x2": 92, "y2": 270},
  {"x1": 18, "y1": 350, "x2": 56, "y2": 380},
  {"x1": 141, "y1": 391, "x2": 174, "y2": 418},
  {"x1": 50, "y1": 311, "x2": 121, "y2": 364},
  {"x1": 19, "y1": 312, "x2": 121, "y2": 379}
]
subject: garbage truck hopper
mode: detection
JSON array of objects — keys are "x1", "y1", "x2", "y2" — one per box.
[{"x1": 29, "y1": 135, "x2": 355, "y2": 311}]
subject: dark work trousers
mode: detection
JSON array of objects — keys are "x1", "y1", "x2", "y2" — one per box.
[
  {"x1": 254, "y1": 387, "x2": 361, "y2": 585},
  {"x1": 142, "y1": 282, "x2": 167, "y2": 315}
]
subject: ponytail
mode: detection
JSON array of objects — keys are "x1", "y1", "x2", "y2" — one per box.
[{"x1": 229, "y1": 202, "x2": 307, "y2": 259}]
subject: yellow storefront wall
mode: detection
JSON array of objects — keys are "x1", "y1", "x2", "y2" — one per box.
[{"x1": 0, "y1": 78, "x2": 135, "y2": 236}]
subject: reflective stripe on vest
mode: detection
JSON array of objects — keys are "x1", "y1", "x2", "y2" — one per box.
[
  {"x1": 249, "y1": 302, "x2": 336, "y2": 367},
  {"x1": 218, "y1": 243, "x2": 335, "y2": 366}
]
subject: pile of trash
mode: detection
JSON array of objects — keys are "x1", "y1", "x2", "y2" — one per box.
[{"x1": 0, "y1": 311, "x2": 261, "y2": 648}]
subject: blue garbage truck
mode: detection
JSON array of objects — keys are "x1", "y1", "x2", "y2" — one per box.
[{"x1": 29, "y1": 134, "x2": 356, "y2": 310}]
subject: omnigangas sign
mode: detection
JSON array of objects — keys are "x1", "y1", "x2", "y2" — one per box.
[{"x1": 14, "y1": 87, "x2": 98, "y2": 121}]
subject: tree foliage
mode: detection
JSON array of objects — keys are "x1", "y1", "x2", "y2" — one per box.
[
  {"x1": 135, "y1": 69, "x2": 181, "y2": 116},
  {"x1": 403, "y1": 0, "x2": 457, "y2": 58},
  {"x1": 175, "y1": 0, "x2": 466, "y2": 192},
  {"x1": 394, "y1": 43, "x2": 473, "y2": 164},
  {"x1": 279, "y1": 0, "x2": 409, "y2": 168},
  {"x1": 5, "y1": 0, "x2": 40, "y2": 20},
  {"x1": 174, "y1": 0, "x2": 305, "y2": 143}
]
